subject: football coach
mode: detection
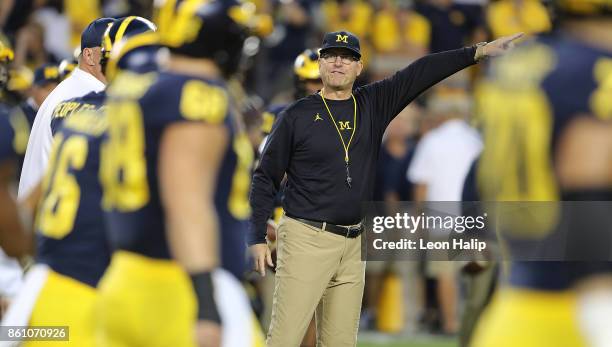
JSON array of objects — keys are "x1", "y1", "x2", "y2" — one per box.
[{"x1": 249, "y1": 30, "x2": 522, "y2": 346}]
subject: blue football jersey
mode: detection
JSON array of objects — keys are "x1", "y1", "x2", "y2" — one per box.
[
  {"x1": 261, "y1": 104, "x2": 287, "y2": 136},
  {"x1": 475, "y1": 34, "x2": 612, "y2": 290},
  {"x1": 102, "y1": 71, "x2": 253, "y2": 280},
  {"x1": 0, "y1": 103, "x2": 28, "y2": 166},
  {"x1": 51, "y1": 93, "x2": 107, "y2": 135},
  {"x1": 35, "y1": 91, "x2": 110, "y2": 287}
]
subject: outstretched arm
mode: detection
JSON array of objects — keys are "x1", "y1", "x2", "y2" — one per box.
[{"x1": 366, "y1": 33, "x2": 524, "y2": 128}]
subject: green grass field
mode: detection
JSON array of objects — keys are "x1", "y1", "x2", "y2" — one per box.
[{"x1": 357, "y1": 333, "x2": 457, "y2": 347}]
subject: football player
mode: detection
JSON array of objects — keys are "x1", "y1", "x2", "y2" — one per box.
[
  {"x1": 470, "y1": 1, "x2": 612, "y2": 346},
  {"x1": 260, "y1": 48, "x2": 322, "y2": 152},
  {"x1": 0, "y1": 17, "x2": 156, "y2": 347},
  {"x1": 0, "y1": 42, "x2": 31, "y2": 318},
  {"x1": 97, "y1": 1, "x2": 264, "y2": 346},
  {"x1": 11, "y1": 64, "x2": 62, "y2": 133},
  {"x1": 1, "y1": 64, "x2": 60, "y2": 183}
]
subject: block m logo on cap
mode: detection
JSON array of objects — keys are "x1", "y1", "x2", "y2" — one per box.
[{"x1": 321, "y1": 31, "x2": 361, "y2": 58}]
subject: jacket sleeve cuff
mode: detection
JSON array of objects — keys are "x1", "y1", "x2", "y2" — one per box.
[
  {"x1": 467, "y1": 45, "x2": 479, "y2": 64},
  {"x1": 247, "y1": 224, "x2": 267, "y2": 246}
]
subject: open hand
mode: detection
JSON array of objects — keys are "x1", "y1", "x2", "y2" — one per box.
[
  {"x1": 249, "y1": 243, "x2": 273, "y2": 277},
  {"x1": 477, "y1": 33, "x2": 524, "y2": 60}
]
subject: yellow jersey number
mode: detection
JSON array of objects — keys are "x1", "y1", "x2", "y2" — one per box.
[
  {"x1": 475, "y1": 44, "x2": 559, "y2": 237},
  {"x1": 590, "y1": 58, "x2": 612, "y2": 120},
  {"x1": 476, "y1": 44, "x2": 559, "y2": 202},
  {"x1": 100, "y1": 100, "x2": 150, "y2": 211},
  {"x1": 476, "y1": 84, "x2": 558, "y2": 202},
  {"x1": 179, "y1": 79, "x2": 253, "y2": 220},
  {"x1": 37, "y1": 134, "x2": 88, "y2": 239}
]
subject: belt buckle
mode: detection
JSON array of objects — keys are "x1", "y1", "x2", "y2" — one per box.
[{"x1": 346, "y1": 225, "x2": 360, "y2": 238}]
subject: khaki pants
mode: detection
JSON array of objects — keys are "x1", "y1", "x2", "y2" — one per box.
[{"x1": 266, "y1": 216, "x2": 365, "y2": 347}]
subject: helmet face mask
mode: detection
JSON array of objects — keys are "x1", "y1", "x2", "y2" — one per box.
[
  {"x1": 101, "y1": 16, "x2": 157, "y2": 77},
  {"x1": 106, "y1": 31, "x2": 162, "y2": 83}
]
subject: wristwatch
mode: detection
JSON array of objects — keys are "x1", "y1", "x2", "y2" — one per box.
[{"x1": 474, "y1": 42, "x2": 488, "y2": 62}]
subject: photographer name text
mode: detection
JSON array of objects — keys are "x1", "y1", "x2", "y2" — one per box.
[{"x1": 372, "y1": 238, "x2": 486, "y2": 252}]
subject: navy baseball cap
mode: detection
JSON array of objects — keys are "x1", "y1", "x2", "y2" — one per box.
[
  {"x1": 81, "y1": 18, "x2": 116, "y2": 51},
  {"x1": 320, "y1": 30, "x2": 361, "y2": 59},
  {"x1": 33, "y1": 64, "x2": 61, "y2": 86}
]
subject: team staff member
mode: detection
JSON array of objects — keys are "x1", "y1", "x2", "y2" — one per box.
[
  {"x1": 249, "y1": 30, "x2": 522, "y2": 346},
  {"x1": 11, "y1": 64, "x2": 61, "y2": 132},
  {"x1": 17, "y1": 17, "x2": 112, "y2": 201}
]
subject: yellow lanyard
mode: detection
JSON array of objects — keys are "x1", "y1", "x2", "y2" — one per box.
[{"x1": 320, "y1": 93, "x2": 357, "y2": 164}]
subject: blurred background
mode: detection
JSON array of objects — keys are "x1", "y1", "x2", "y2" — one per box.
[{"x1": 0, "y1": 0, "x2": 561, "y2": 346}]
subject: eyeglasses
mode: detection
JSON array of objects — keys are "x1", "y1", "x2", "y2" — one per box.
[{"x1": 320, "y1": 53, "x2": 358, "y2": 65}]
